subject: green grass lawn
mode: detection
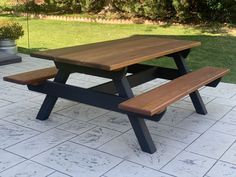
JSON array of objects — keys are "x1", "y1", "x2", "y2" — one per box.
[{"x1": 1, "y1": 15, "x2": 236, "y2": 83}]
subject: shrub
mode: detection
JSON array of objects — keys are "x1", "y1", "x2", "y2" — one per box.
[
  {"x1": 0, "y1": 20, "x2": 24, "y2": 40},
  {"x1": 172, "y1": 0, "x2": 236, "y2": 22},
  {"x1": 204, "y1": 0, "x2": 236, "y2": 22},
  {"x1": 9, "y1": 0, "x2": 81, "y2": 14},
  {"x1": 172, "y1": 0, "x2": 190, "y2": 21},
  {"x1": 3, "y1": 0, "x2": 236, "y2": 23},
  {"x1": 80, "y1": 0, "x2": 105, "y2": 13},
  {"x1": 113, "y1": 0, "x2": 173, "y2": 20},
  {"x1": 142, "y1": 0, "x2": 173, "y2": 20}
]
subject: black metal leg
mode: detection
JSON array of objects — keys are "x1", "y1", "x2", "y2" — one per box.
[
  {"x1": 36, "y1": 70, "x2": 70, "y2": 120},
  {"x1": 173, "y1": 52, "x2": 207, "y2": 115},
  {"x1": 113, "y1": 76, "x2": 156, "y2": 154}
]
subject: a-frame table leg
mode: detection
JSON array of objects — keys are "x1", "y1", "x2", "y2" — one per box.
[
  {"x1": 35, "y1": 70, "x2": 70, "y2": 120},
  {"x1": 172, "y1": 51, "x2": 207, "y2": 115},
  {"x1": 113, "y1": 75, "x2": 156, "y2": 154}
]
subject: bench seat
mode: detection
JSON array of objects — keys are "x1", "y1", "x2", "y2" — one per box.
[
  {"x1": 119, "y1": 67, "x2": 229, "y2": 117},
  {"x1": 3, "y1": 67, "x2": 58, "y2": 85}
]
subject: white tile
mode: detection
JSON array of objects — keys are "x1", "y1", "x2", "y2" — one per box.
[
  {"x1": 0, "y1": 99, "x2": 12, "y2": 107},
  {"x1": 99, "y1": 133, "x2": 182, "y2": 169},
  {"x1": 0, "y1": 101, "x2": 38, "y2": 119},
  {"x1": 132, "y1": 82, "x2": 156, "y2": 95},
  {"x1": 175, "y1": 114, "x2": 215, "y2": 133},
  {"x1": 0, "y1": 65, "x2": 30, "y2": 75},
  {"x1": 12, "y1": 84, "x2": 33, "y2": 91},
  {"x1": 6, "y1": 129, "x2": 75, "y2": 158},
  {"x1": 103, "y1": 161, "x2": 173, "y2": 177},
  {"x1": 2, "y1": 50, "x2": 236, "y2": 177},
  {"x1": 53, "y1": 99, "x2": 78, "y2": 112},
  {"x1": 186, "y1": 131, "x2": 235, "y2": 159},
  {"x1": 200, "y1": 82, "x2": 236, "y2": 98},
  {"x1": 126, "y1": 130, "x2": 188, "y2": 150},
  {"x1": 0, "y1": 87, "x2": 39, "y2": 102},
  {"x1": 191, "y1": 102, "x2": 232, "y2": 121},
  {"x1": 159, "y1": 107, "x2": 193, "y2": 126},
  {"x1": 211, "y1": 97, "x2": 236, "y2": 107},
  {"x1": 89, "y1": 111, "x2": 131, "y2": 132},
  {"x1": 146, "y1": 122, "x2": 200, "y2": 144},
  {"x1": 0, "y1": 80, "x2": 15, "y2": 88},
  {"x1": 161, "y1": 151, "x2": 216, "y2": 177},
  {"x1": 171, "y1": 100, "x2": 195, "y2": 111},
  {"x1": 70, "y1": 73, "x2": 109, "y2": 84},
  {"x1": 184, "y1": 95, "x2": 215, "y2": 104},
  {"x1": 149, "y1": 78, "x2": 169, "y2": 85},
  {"x1": 206, "y1": 161, "x2": 236, "y2": 177},
  {"x1": 231, "y1": 94, "x2": 236, "y2": 100},
  {"x1": 57, "y1": 120, "x2": 96, "y2": 134},
  {"x1": 221, "y1": 142, "x2": 236, "y2": 165},
  {"x1": 0, "y1": 120, "x2": 39, "y2": 149},
  {"x1": 32, "y1": 141, "x2": 122, "y2": 177},
  {"x1": 71, "y1": 127, "x2": 121, "y2": 148},
  {"x1": 66, "y1": 78, "x2": 98, "y2": 88},
  {"x1": 210, "y1": 121, "x2": 236, "y2": 136},
  {"x1": 0, "y1": 160, "x2": 54, "y2": 177},
  {"x1": 18, "y1": 63, "x2": 53, "y2": 70},
  {"x1": 220, "y1": 110, "x2": 236, "y2": 125},
  {"x1": 47, "y1": 171, "x2": 70, "y2": 177},
  {"x1": 28, "y1": 95, "x2": 45, "y2": 104},
  {"x1": 3, "y1": 108, "x2": 72, "y2": 132},
  {"x1": 57, "y1": 103, "x2": 108, "y2": 121},
  {"x1": 30, "y1": 96, "x2": 77, "y2": 112},
  {"x1": 0, "y1": 149, "x2": 25, "y2": 172}
]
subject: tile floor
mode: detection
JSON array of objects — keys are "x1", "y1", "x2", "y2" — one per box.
[{"x1": 0, "y1": 54, "x2": 236, "y2": 177}]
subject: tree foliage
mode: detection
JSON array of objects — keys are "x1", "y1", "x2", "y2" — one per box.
[{"x1": 4, "y1": 0, "x2": 236, "y2": 23}]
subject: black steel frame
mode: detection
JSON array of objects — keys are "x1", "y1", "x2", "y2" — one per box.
[{"x1": 28, "y1": 49, "x2": 216, "y2": 154}]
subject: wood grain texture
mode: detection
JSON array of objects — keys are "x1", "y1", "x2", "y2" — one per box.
[
  {"x1": 119, "y1": 67, "x2": 229, "y2": 116},
  {"x1": 31, "y1": 35, "x2": 201, "y2": 71},
  {"x1": 3, "y1": 67, "x2": 58, "y2": 85}
]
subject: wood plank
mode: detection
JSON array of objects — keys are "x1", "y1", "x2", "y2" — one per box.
[
  {"x1": 119, "y1": 67, "x2": 229, "y2": 116},
  {"x1": 31, "y1": 35, "x2": 201, "y2": 71},
  {"x1": 3, "y1": 67, "x2": 58, "y2": 85},
  {"x1": 31, "y1": 35, "x2": 147, "y2": 60}
]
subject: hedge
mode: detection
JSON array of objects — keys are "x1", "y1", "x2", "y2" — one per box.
[{"x1": 3, "y1": 0, "x2": 236, "y2": 23}]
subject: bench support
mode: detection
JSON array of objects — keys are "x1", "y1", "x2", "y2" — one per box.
[
  {"x1": 113, "y1": 76, "x2": 156, "y2": 154},
  {"x1": 36, "y1": 70, "x2": 70, "y2": 120},
  {"x1": 173, "y1": 51, "x2": 207, "y2": 115},
  {"x1": 91, "y1": 65, "x2": 181, "y2": 95},
  {"x1": 29, "y1": 65, "x2": 157, "y2": 153},
  {"x1": 29, "y1": 80, "x2": 166, "y2": 121},
  {"x1": 24, "y1": 49, "x2": 215, "y2": 153}
]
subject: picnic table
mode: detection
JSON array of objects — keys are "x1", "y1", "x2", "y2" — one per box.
[{"x1": 4, "y1": 35, "x2": 229, "y2": 154}]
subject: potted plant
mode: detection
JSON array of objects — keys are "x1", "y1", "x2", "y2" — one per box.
[{"x1": 0, "y1": 20, "x2": 24, "y2": 55}]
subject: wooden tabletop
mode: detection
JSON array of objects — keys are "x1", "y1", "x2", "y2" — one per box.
[{"x1": 31, "y1": 35, "x2": 201, "y2": 71}]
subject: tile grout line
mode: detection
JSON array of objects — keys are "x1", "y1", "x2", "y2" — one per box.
[
  {"x1": 202, "y1": 139, "x2": 236, "y2": 177},
  {"x1": 29, "y1": 159, "x2": 73, "y2": 177},
  {"x1": 3, "y1": 125, "x2": 77, "y2": 154},
  {"x1": 99, "y1": 160, "x2": 125, "y2": 177},
  {"x1": 68, "y1": 126, "x2": 124, "y2": 150},
  {"x1": 0, "y1": 159, "x2": 28, "y2": 174},
  {"x1": 159, "y1": 104, "x2": 234, "y2": 172}
]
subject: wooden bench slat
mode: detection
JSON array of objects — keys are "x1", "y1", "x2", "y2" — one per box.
[
  {"x1": 119, "y1": 67, "x2": 229, "y2": 116},
  {"x1": 3, "y1": 67, "x2": 58, "y2": 85}
]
